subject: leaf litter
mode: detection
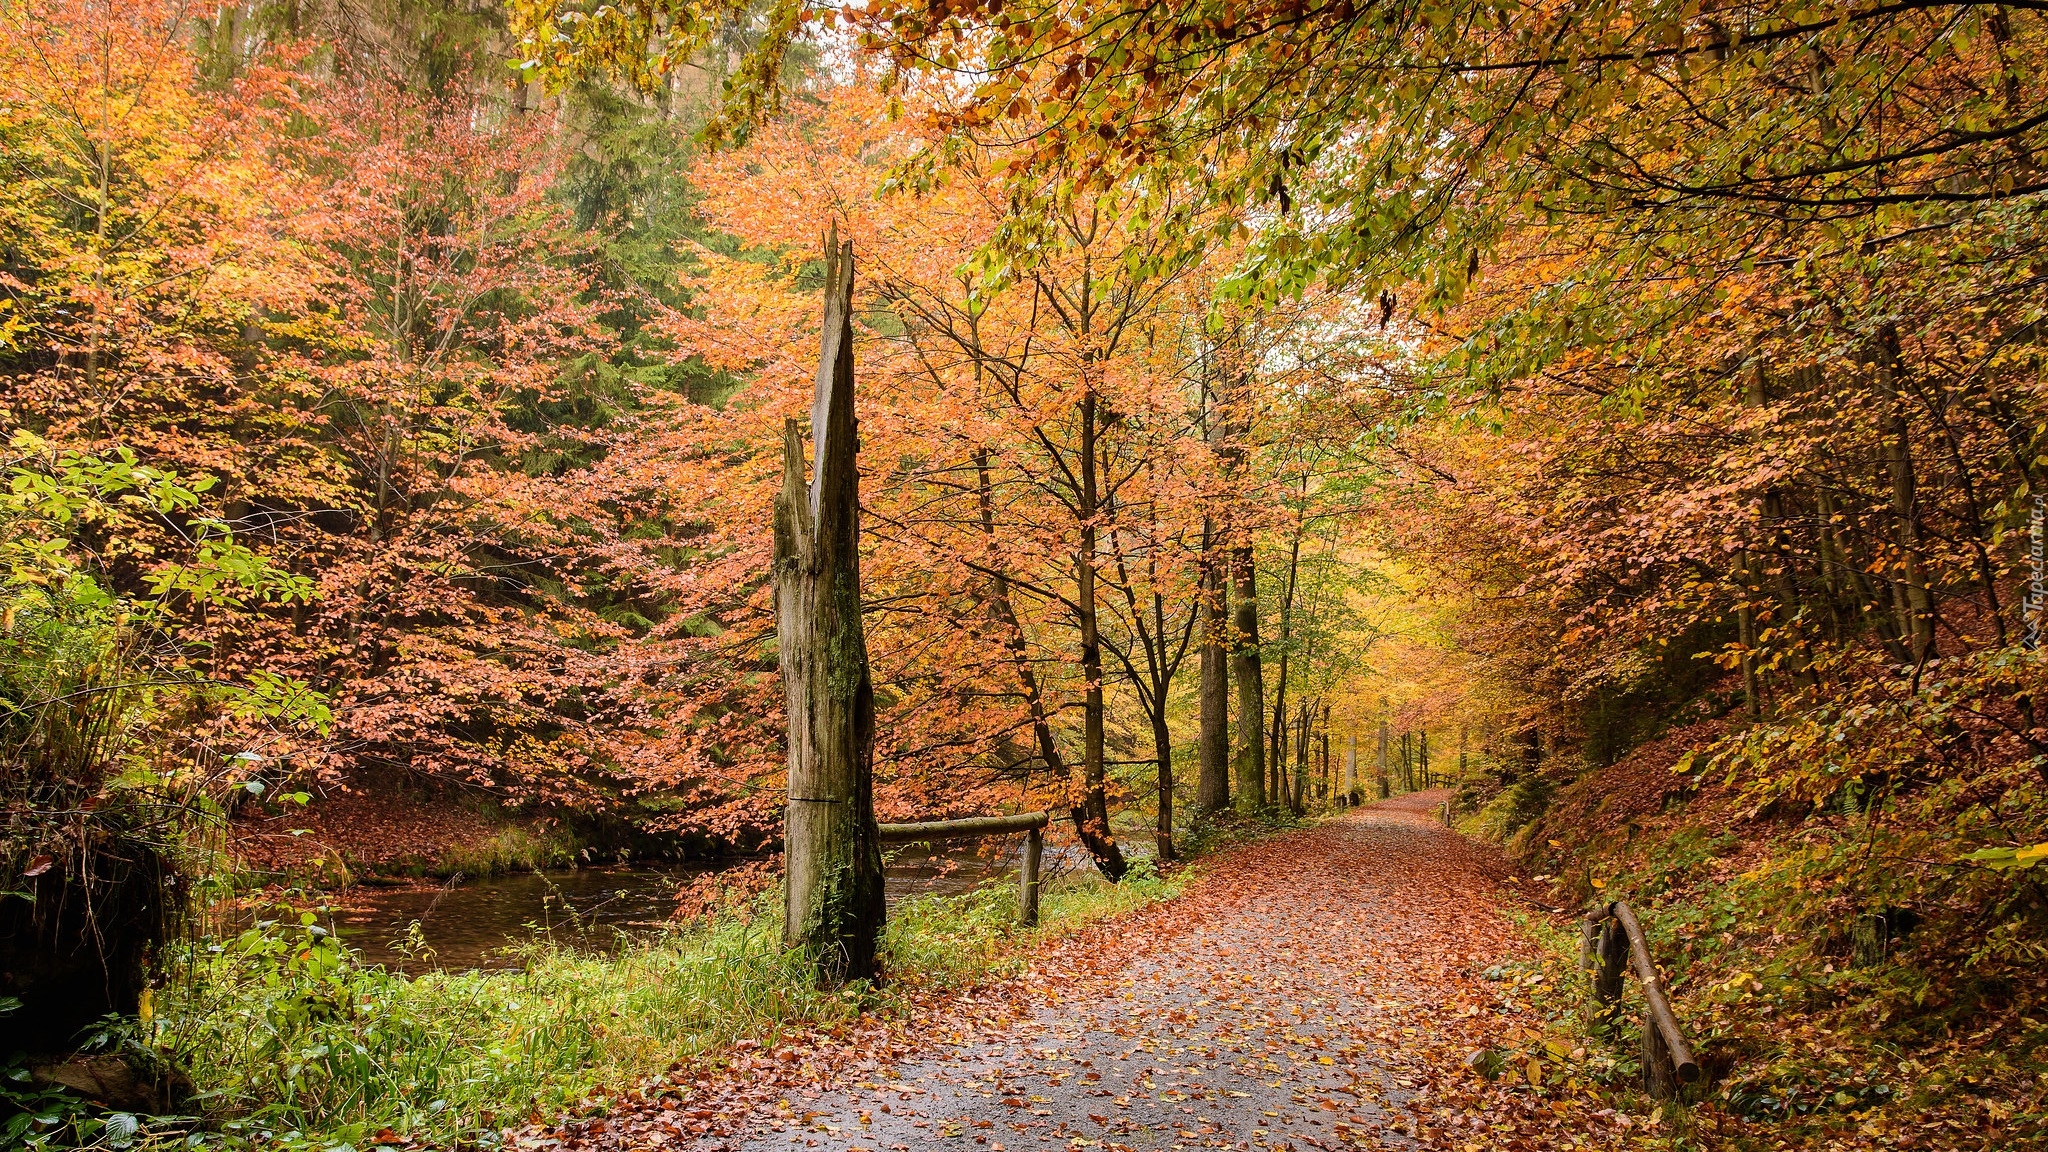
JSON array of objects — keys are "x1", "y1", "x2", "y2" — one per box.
[{"x1": 511, "y1": 791, "x2": 1673, "y2": 1152}]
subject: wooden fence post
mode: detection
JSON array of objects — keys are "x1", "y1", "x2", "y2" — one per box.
[
  {"x1": 1594, "y1": 917, "x2": 1628, "y2": 1030},
  {"x1": 777, "y1": 226, "x2": 884, "y2": 984},
  {"x1": 1020, "y1": 826, "x2": 1043, "y2": 926},
  {"x1": 1643, "y1": 1006, "x2": 1678, "y2": 1099},
  {"x1": 1584, "y1": 902, "x2": 1700, "y2": 1100}
]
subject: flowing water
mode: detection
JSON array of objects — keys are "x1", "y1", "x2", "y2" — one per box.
[{"x1": 326, "y1": 840, "x2": 1041, "y2": 970}]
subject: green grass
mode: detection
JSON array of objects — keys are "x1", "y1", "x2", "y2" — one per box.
[
  {"x1": 426, "y1": 825, "x2": 580, "y2": 879},
  {"x1": 61, "y1": 862, "x2": 1186, "y2": 1152}
]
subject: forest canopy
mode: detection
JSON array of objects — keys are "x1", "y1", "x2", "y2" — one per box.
[{"x1": 5, "y1": 0, "x2": 2048, "y2": 1146}]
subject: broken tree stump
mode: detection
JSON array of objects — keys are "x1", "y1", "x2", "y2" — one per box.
[{"x1": 776, "y1": 227, "x2": 884, "y2": 983}]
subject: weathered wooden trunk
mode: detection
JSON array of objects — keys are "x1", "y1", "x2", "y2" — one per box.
[{"x1": 775, "y1": 231, "x2": 884, "y2": 983}]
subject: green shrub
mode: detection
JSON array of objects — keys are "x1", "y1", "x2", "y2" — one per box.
[{"x1": 112, "y1": 862, "x2": 1189, "y2": 1150}]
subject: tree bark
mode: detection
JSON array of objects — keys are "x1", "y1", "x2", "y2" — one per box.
[
  {"x1": 1874, "y1": 326, "x2": 1937, "y2": 664},
  {"x1": 776, "y1": 232, "x2": 883, "y2": 983},
  {"x1": 1231, "y1": 541, "x2": 1266, "y2": 811},
  {"x1": 1735, "y1": 550, "x2": 1762, "y2": 721},
  {"x1": 1074, "y1": 389, "x2": 1128, "y2": 880},
  {"x1": 1345, "y1": 730, "x2": 1360, "y2": 804},
  {"x1": 1197, "y1": 517, "x2": 1231, "y2": 813},
  {"x1": 1266, "y1": 500, "x2": 1305, "y2": 803},
  {"x1": 1291, "y1": 698, "x2": 1311, "y2": 813},
  {"x1": 1375, "y1": 712, "x2": 1390, "y2": 800},
  {"x1": 1319, "y1": 703, "x2": 1331, "y2": 802}
]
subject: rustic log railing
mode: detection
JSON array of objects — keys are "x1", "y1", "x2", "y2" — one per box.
[
  {"x1": 877, "y1": 811, "x2": 1049, "y2": 926},
  {"x1": 1582, "y1": 900, "x2": 1701, "y2": 1099}
]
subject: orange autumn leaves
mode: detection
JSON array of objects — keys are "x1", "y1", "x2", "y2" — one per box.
[
  {"x1": 4, "y1": 0, "x2": 1385, "y2": 857},
  {"x1": 661, "y1": 83, "x2": 1360, "y2": 837}
]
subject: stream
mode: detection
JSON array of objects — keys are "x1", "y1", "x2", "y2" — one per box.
[{"x1": 325, "y1": 840, "x2": 1055, "y2": 970}]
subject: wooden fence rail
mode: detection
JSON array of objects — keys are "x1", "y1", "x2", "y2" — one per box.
[
  {"x1": 877, "y1": 811, "x2": 1049, "y2": 926},
  {"x1": 1582, "y1": 900, "x2": 1701, "y2": 1099}
]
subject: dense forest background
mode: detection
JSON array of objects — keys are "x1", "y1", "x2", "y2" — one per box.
[
  {"x1": 3, "y1": 0, "x2": 1407, "y2": 876},
  {"x1": 6, "y1": 0, "x2": 2048, "y2": 1145}
]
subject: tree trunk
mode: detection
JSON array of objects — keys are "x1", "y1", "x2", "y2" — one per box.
[
  {"x1": 1231, "y1": 542, "x2": 1266, "y2": 811},
  {"x1": 1197, "y1": 519, "x2": 1231, "y2": 813},
  {"x1": 1291, "y1": 699, "x2": 1310, "y2": 813},
  {"x1": 1874, "y1": 326, "x2": 1937, "y2": 664},
  {"x1": 974, "y1": 459, "x2": 1067, "y2": 806},
  {"x1": 1152, "y1": 699, "x2": 1177, "y2": 862},
  {"x1": 1376, "y1": 713, "x2": 1390, "y2": 800},
  {"x1": 1345, "y1": 731, "x2": 1360, "y2": 804},
  {"x1": 1267, "y1": 504, "x2": 1304, "y2": 803},
  {"x1": 1319, "y1": 704, "x2": 1331, "y2": 802},
  {"x1": 776, "y1": 232, "x2": 883, "y2": 983},
  {"x1": 1074, "y1": 390, "x2": 1128, "y2": 880},
  {"x1": 1735, "y1": 550, "x2": 1762, "y2": 720}
]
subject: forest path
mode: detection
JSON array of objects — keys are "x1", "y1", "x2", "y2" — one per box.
[{"x1": 545, "y1": 792, "x2": 1546, "y2": 1152}]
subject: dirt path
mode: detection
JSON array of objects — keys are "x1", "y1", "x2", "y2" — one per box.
[{"x1": 542, "y1": 791, "x2": 1556, "y2": 1152}]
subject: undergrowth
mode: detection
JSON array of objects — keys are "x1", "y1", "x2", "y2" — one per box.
[
  {"x1": 6, "y1": 862, "x2": 1184, "y2": 1151},
  {"x1": 425, "y1": 825, "x2": 581, "y2": 881},
  {"x1": 1466, "y1": 699, "x2": 2048, "y2": 1151}
]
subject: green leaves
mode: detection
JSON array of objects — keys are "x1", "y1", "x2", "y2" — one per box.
[
  {"x1": 225, "y1": 671, "x2": 335, "y2": 735},
  {"x1": 1960, "y1": 842, "x2": 2048, "y2": 872}
]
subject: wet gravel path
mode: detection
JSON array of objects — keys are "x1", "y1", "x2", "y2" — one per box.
[{"x1": 695, "y1": 791, "x2": 1522, "y2": 1152}]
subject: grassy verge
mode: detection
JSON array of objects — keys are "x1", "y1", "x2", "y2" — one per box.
[{"x1": 23, "y1": 859, "x2": 1184, "y2": 1151}]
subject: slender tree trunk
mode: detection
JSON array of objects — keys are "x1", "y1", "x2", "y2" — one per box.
[
  {"x1": 1736, "y1": 550, "x2": 1762, "y2": 720},
  {"x1": 776, "y1": 233, "x2": 883, "y2": 983},
  {"x1": 1874, "y1": 326, "x2": 1937, "y2": 664},
  {"x1": 1267, "y1": 500, "x2": 1305, "y2": 799},
  {"x1": 1197, "y1": 520, "x2": 1231, "y2": 813},
  {"x1": 1106, "y1": 503, "x2": 1187, "y2": 864},
  {"x1": 1269, "y1": 666, "x2": 1287, "y2": 808},
  {"x1": 1376, "y1": 712, "x2": 1390, "y2": 800},
  {"x1": 1345, "y1": 731, "x2": 1360, "y2": 804},
  {"x1": 1151, "y1": 699, "x2": 1177, "y2": 861},
  {"x1": 1150, "y1": 575, "x2": 1183, "y2": 862},
  {"x1": 971, "y1": 450, "x2": 1095, "y2": 878},
  {"x1": 1231, "y1": 542, "x2": 1266, "y2": 811},
  {"x1": 1074, "y1": 390, "x2": 1128, "y2": 880},
  {"x1": 1291, "y1": 699, "x2": 1310, "y2": 813},
  {"x1": 1319, "y1": 704, "x2": 1331, "y2": 802}
]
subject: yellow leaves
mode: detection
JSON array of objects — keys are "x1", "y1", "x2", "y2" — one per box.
[{"x1": 1961, "y1": 841, "x2": 2048, "y2": 871}]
